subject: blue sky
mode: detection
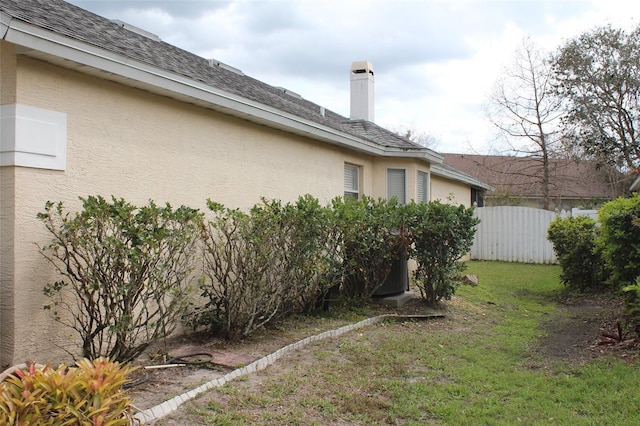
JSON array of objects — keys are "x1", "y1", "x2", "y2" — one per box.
[{"x1": 66, "y1": 0, "x2": 640, "y2": 153}]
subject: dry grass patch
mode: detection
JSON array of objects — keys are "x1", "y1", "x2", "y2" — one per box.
[{"x1": 147, "y1": 262, "x2": 640, "y2": 425}]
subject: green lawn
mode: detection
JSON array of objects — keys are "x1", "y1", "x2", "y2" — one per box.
[{"x1": 160, "y1": 261, "x2": 640, "y2": 425}]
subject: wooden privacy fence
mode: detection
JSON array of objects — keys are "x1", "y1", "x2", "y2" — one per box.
[{"x1": 470, "y1": 206, "x2": 597, "y2": 264}]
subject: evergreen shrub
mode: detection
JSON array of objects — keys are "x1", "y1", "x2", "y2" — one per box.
[
  {"x1": 596, "y1": 195, "x2": 640, "y2": 287},
  {"x1": 547, "y1": 215, "x2": 606, "y2": 290},
  {"x1": 194, "y1": 196, "x2": 342, "y2": 339},
  {"x1": 405, "y1": 201, "x2": 479, "y2": 305},
  {"x1": 331, "y1": 196, "x2": 405, "y2": 300}
]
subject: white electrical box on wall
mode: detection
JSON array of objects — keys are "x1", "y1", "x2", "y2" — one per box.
[{"x1": 0, "y1": 103, "x2": 67, "y2": 170}]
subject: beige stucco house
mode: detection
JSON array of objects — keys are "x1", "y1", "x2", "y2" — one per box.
[{"x1": 0, "y1": 0, "x2": 489, "y2": 366}]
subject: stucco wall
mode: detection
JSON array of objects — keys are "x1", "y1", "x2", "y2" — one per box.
[
  {"x1": 5, "y1": 56, "x2": 379, "y2": 364},
  {"x1": 17, "y1": 57, "x2": 362, "y2": 210},
  {"x1": 0, "y1": 167, "x2": 16, "y2": 366},
  {"x1": 431, "y1": 174, "x2": 472, "y2": 207}
]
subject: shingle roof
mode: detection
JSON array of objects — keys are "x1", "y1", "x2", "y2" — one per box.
[
  {"x1": 443, "y1": 153, "x2": 627, "y2": 200},
  {"x1": 430, "y1": 161, "x2": 492, "y2": 191},
  {"x1": 0, "y1": 0, "x2": 434, "y2": 155}
]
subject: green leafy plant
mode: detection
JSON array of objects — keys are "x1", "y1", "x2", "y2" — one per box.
[
  {"x1": 38, "y1": 196, "x2": 203, "y2": 362},
  {"x1": 622, "y1": 280, "x2": 640, "y2": 330},
  {"x1": 547, "y1": 215, "x2": 607, "y2": 290},
  {"x1": 405, "y1": 201, "x2": 479, "y2": 305},
  {"x1": 195, "y1": 200, "x2": 289, "y2": 339},
  {"x1": 595, "y1": 196, "x2": 640, "y2": 330},
  {"x1": 194, "y1": 196, "x2": 341, "y2": 339},
  {"x1": 596, "y1": 195, "x2": 640, "y2": 288},
  {"x1": 0, "y1": 358, "x2": 136, "y2": 425},
  {"x1": 193, "y1": 194, "x2": 479, "y2": 336},
  {"x1": 331, "y1": 196, "x2": 405, "y2": 300},
  {"x1": 272, "y1": 195, "x2": 343, "y2": 315}
]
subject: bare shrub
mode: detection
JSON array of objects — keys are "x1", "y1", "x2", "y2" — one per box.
[
  {"x1": 38, "y1": 196, "x2": 203, "y2": 362},
  {"x1": 192, "y1": 196, "x2": 342, "y2": 339}
]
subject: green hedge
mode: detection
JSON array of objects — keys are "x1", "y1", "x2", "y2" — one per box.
[
  {"x1": 41, "y1": 195, "x2": 479, "y2": 346},
  {"x1": 597, "y1": 194, "x2": 640, "y2": 288},
  {"x1": 406, "y1": 201, "x2": 479, "y2": 305},
  {"x1": 547, "y1": 215, "x2": 607, "y2": 291},
  {"x1": 193, "y1": 196, "x2": 342, "y2": 339}
]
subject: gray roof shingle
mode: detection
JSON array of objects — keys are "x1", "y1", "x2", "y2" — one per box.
[{"x1": 0, "y1": 0, "x2": 433, "y2": 154}]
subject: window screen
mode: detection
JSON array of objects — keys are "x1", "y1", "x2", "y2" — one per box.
[
  {"x1": 387, "y1": 168, "x2": 406, "y2": 204},
  {"x1": 417, "y1": 171, "x2": 429, "y2": 203},
  {"x1": 344, "y1": 163, "x2": 359, "y2": 200}
]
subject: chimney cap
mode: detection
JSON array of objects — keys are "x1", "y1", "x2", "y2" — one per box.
[
  {"x1": 350, "y1": 60, "x2": 374, "y2": 122},
  {"x1": 351, "y1": 61, "x2": 374, "y2": 76}
]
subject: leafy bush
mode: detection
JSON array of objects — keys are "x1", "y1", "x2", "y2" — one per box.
[
  {"x1": 331, "y1": 196, "x2": 405, "y2": 300},
  {"x1": 596, "y1": 195, "x2": 640, "y2": 287},
  {"x1": 38, "y1": 196, "x2": 203, "y2": 362},
  {"x1": 0, "y1": 358, "x2": 135, "y2": 425},
  {"x1": 547, "y1": 215, "x2": 607, "y2": 290},
  {"x1": 194, "y1": 196, "x2": 341, "y2": 339},
  {"x1": 406, "y1": 201, "x2": 479, "y2": 305},
  {"x1": 622, "y1": 217, "x2": 640, "y2": 329},
  {"x1": 622, "y1": 280, "x2": 640, "y2": 328},
  {"x1": 274, "y1": 195, "x2": 343, "y2": 315}
]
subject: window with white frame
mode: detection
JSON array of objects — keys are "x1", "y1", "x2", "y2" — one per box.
[
  {"x1": 386, "y1": 168, "x2": 406, "y2": 204},
  {"x1": 344, "y1": 163, "x2": 360, "y2": 200},
  {"x1": 417, "y1": 170, "x2": 429, "y2": 203}
]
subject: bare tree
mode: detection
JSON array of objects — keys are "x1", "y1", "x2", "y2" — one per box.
[{"x1": 485, "y1": 37, "x2": 565, "y2": 210}]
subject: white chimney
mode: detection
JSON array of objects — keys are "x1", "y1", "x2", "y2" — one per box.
[{"x1": 350, "y1": 61, "x2": 374, "y2": 121}]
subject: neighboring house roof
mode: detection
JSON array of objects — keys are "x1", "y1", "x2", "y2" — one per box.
[
  {"x1": 443, "y1": 153, "x2": 625, "y2": 201},
  {"x1": 430, "y1": 162, "x2": 493, "y2": 192},
  {"x1": 0, "y1": 0, "x2": 490, "y2": 191}
]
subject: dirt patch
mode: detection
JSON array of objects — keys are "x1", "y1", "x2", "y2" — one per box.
[{"x1": 534, "y1": 293, "x2": 638, "y2": 364}]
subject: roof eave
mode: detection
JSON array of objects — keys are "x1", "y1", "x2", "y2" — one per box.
[
  {"x1": 430, "y1": 164, "x2": 493, "y2": 191},
  {"x1": 381, "y1": 148, "x2": 443, "y2": 164},
  {"x1": 0, "y1": 11, "x2": 10, "y2": 38},
  {"x1": 2, "y1": 16, "x2": 411, "y2": 159}
]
